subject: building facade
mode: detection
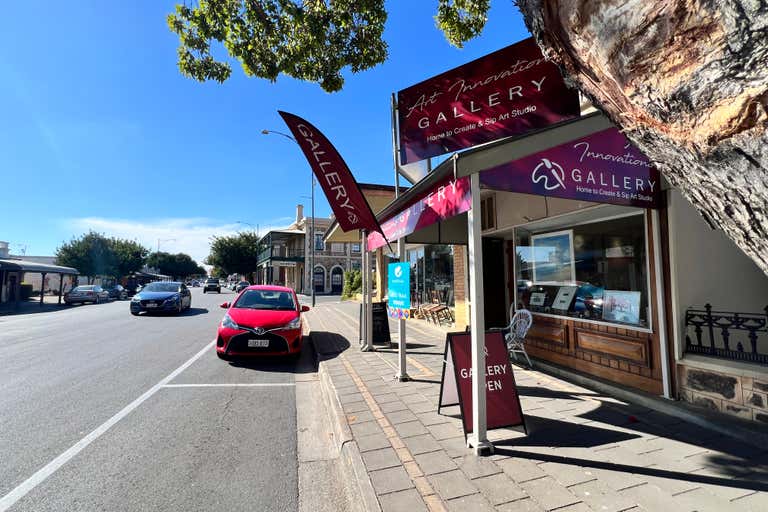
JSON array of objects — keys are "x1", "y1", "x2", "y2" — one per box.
[
  {"x1": 364, "y1": 112, "x2": 768, "y2": 425},
  {"x1": 257, "y1": 205, "x2": 362, "y2": 294}
]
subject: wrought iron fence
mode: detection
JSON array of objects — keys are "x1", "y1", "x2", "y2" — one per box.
[{"x1": 684, "y1": 304, "x2": 768, "y2": 365}]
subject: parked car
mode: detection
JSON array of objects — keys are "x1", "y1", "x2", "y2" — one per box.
[
  {"x1": 130, "y1": 282, "x2": 192, "y2": 315},
  {"x1": 64, "y1": 285, "x2": 110, "y2": 305},
  {"x1": 234, "y1": 281, "x2": 250, "y2": 293},
  {"x1": 190, "y1": 280, "x2": 200, "y2": 287},
  {"x1": 105, "y1": 284, "x2": 127, "y2": 300},
  {"x1": 203, "y1": 278, "x2": 221, "y2": 293},
  {"x1": 216, "y1": 285, "x2": 310, "y2": 359}
]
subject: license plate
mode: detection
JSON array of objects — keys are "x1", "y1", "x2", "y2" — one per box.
[
  {"x1": 145, "y1": 303, "x2": 158, "y2": 308},
  {"x1": 248, "y1": 339, "x2": 269, "y2": 348}
]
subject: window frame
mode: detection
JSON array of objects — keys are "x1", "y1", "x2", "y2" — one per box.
[{"x1": 512, "y1": 209, "x2": 653, "y2": 333}]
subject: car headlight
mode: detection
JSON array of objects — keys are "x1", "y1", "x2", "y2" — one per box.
[
  {"x1": 281, "y1": 317, "x2": 301, "y2": 330},
  {"x1": 221, "y1": 313, "x2": 238, "y2": 329}
]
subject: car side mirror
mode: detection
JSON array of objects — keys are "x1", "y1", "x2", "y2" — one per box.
[
  {"x1": 220, "y1": 302, "x2": 230, "y2": 309},
  {"x1": 301, "y1": 305, "x2": 310, "y2": 312}
]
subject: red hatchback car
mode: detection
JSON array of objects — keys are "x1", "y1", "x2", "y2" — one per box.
[{"x1": 216, "y1": 285, "x2": 310, "y2": 359}]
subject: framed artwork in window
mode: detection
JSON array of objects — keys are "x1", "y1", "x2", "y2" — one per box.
[{"x1": 531, "y1": 230, "x2": 575, "y2": 284}]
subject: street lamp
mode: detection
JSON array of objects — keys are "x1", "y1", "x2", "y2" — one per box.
[
  {"x1": 236, "y1": 220, "x2": 259, "y2": 236},
  {"x1": 262, "y1": 128, "x2": 316, "y2": 307}
]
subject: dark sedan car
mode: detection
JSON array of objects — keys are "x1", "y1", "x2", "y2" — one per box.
[
  {"x1": 130, "y1": 282, "x2": 191, "y2": 315},
  {"x1": 105, "y1": 284, "x2": 127, "y2": 300}
]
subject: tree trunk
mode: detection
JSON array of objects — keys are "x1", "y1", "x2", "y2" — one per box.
[{"x1": 518, "y1": 0, "x2": 768, "y2": 276}]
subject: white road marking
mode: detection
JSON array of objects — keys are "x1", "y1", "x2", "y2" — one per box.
[
  {"x1": 162, "y1": 383, "x2": 294, "y2": 388},
  {"x1": 0, "y1": 339, "x2": 216, "y2": 512}
]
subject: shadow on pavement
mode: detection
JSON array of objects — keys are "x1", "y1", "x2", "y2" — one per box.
[{"x1": 494, "y1": 447, "x2": 768, "y2": 492}]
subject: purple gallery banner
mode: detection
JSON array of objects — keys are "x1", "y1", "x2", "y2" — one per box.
[
  {"x1": 480, "y1": 128, "x2": 661, "y2": 208},
  {"x1": 368, "y1": 176, "x2": 471, "y2": 251},
  {"x1": 397, "y1": 37, "x2": 580, "y2": 165}
]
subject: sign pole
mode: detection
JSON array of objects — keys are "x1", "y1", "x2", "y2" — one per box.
[
  {"x1": 467, "y1": 172, "x2": 492, "y2": 455},
  {"x1": 365, "y1": 241, "x2": 374, "y2": 351},
  {"x1": 391, "y1": 93, "x2": 410, "y2": 381}
]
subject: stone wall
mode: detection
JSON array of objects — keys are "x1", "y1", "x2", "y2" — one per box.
[{"x1": 678, "y1": 363, "x2": 768, "y2": 423}]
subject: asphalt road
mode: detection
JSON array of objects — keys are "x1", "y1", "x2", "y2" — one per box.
[{"x1": 0, "y1": 287, "x2": 322, "y2": 512}]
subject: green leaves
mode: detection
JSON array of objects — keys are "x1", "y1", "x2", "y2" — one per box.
[
  {"x1": 167, "y1": 0, "x2": 388, "y2": 92},
  {"x1": 206, "y1": 231, "x2": 263, "y2": 278},
  {"x1": 55, "y1": 232, "x2": 149, "y2": 279},
  {"x1": 146, "y1": 252, "x2": 206, "y2": 279},
  {"x1": 435, "y1": 0, "x2": 491, "y2": 48}
]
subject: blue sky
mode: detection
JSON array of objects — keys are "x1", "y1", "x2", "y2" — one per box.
[{"x1": 0, "y1": 1, "x2": 529, "y2": 263}]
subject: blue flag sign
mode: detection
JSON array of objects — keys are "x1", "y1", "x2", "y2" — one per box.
[{"x1": 387, "y1": 262, "x2": 411, "y2": 319}]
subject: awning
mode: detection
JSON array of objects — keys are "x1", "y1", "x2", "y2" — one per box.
[
  {"x1": 366, "y1": 112, "x2": 661, "y2": 250},
  {"x1": 0, "y1": 259, "x2": 79, "y2": 274}
]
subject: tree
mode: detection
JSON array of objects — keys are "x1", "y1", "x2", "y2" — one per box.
[
  {"x1": 56, "y1": 232, "x2": 149, "y2": 282},
  {"x1": 146, "y1": 252, "x2": 206, "y2": 280},
  {"x1": 167, "y1": 0, "x2": 388, "y2": 92},
  {"x1": 110, "y1": 238, "x2": 149, "y2": 279},
  {"x1": 168, "y1": 1, "x2": 768, "y2": 276},
  {"x1": 206, "y1": 231, "x2": 262, "y2": 279}
]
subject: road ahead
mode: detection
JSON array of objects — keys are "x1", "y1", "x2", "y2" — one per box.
[{"x1": 0, "y1": 288, "x2": 335, "y2": 511}]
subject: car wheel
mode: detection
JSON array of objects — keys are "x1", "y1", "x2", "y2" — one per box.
[
  {"x1": 203, "y1": 290, "x2": 206, "y2": 294},
  {"x1": 177, "y1": 302, "x2": 183, "y2": 315},
  {"x1": 95, "y1": 297, "x2": 100, "y2": 304}
]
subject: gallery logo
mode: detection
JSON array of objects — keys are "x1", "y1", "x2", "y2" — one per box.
[
  {"x1": 394, "y1": 265, "x2": 403, "y2": 278},
  {"x1": 531, "y1": 158, "x2": 566, "y2": 191}
]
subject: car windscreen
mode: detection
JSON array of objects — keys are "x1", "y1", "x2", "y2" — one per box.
[
  {"x1": 206, "y1": 279, "x2": 218, "y2": 283},
  {"x1": 73, "y1": 286, "x2": 94, "y2": 291},
  {"x1": 234, "y1": 290, "x2": 296, "y2": 310},
  {"x1": 142, "y1": 283, "x2": 180, "y2": 293}
]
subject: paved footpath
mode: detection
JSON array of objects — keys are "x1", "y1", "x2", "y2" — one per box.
[{"x1": 305, "y1": 300, "x2": 768, "y2": 512}]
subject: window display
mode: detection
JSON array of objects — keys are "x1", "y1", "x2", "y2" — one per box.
[
  {"x1": 515, "y1": 213, "x2": 649, "y2": 327},
  {"x1": 407, "y1": 245, "x2": 455, "y2": 308}
]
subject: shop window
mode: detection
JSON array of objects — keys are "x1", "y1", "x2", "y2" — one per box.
[
  {"x1": 407, "y1": 245, "x2": 455, "y2": 308},
  {"x1": 481, "y1": 195, "x2": 496, "y2": 231},
  {"x1": 515, "y1": 213, "x2": 649, "y2": 328}
]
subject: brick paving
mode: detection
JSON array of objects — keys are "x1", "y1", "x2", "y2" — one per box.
[{"x1": 307, "y1": 300, "x2": 768, "y2": 512}]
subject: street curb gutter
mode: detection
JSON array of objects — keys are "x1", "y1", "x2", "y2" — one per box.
[
  {"x1": 315, "y1": 339, "x2": 382, "y2": 512},
  {"x1": 533, "y1": 359, "x2": 768, "y2": 449}
]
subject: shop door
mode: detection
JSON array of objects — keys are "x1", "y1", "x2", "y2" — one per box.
[
  {"x1": 331, "y1": 267, "x2": 343, "y2": 294},
  {"x1": 483, "y1": 237, "x2": 507, "y2": 328},
  {"x1": 313, "y1": 267, "x2": 325, "y2": 293}
]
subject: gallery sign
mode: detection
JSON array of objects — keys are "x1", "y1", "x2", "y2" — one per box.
[
  {"x1": 480, "y1": 127, "x2": 661, "y2": 208},
  {"x1": 438, "y1": 331, "x2": 526, "y2": 436},
  {"x1": 367, "y1": 176, "x2": 472, "y2": 250},
  {"x1": 397, "y1": 37, "x2": 580, "y2": 165}
]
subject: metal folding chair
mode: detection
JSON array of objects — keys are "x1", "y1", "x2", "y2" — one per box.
[{"x1": 504, "y1": 307, "x2": 533, "y2": 367}]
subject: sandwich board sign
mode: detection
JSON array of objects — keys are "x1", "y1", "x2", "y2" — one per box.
[{"x1": 439, "y1": 331, "x2": 526, "y2": 436}]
